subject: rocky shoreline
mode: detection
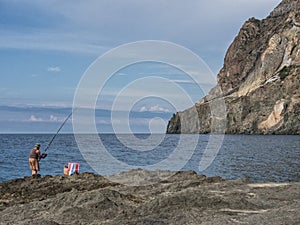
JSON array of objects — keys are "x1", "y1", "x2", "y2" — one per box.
[{"x1": 1, "y1": 170, "x2": 299, "y2": 225}]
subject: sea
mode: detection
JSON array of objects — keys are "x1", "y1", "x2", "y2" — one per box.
[{"x1": 0, "y1": 134, "x2": 299, "y2": 183}]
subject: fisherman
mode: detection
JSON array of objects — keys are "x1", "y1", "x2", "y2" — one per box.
[{"x1": 29, "y1": 143, "x2": 41, "y2": 175}]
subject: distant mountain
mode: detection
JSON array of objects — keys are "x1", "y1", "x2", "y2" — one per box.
[{"x1": 167, "y1": 0, "x2": 300, "y2": 134}]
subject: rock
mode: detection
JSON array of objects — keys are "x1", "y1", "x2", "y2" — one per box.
[
  {"x1": 258, "y1": 99, "x2": 287, "y2": 133},
  {"x1": 166, "y1": 0, "x2": 300, "y2": 134},
  {"x1": 0, "y1": 170, "x2": 299, "y2": 225}
]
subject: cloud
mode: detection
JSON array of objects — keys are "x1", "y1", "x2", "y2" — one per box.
[
  {"x1": 95, "y1": 118, "x2": 111, "y2": 125},
  {"x1": 49, "y1": 115, "x2": 59, "y2": 122},
  {"x1": 0, "y1": 30, "x2": 108, "y2": 55},
  {"x1": 173, "y1": 79, "x2": 195, "y2": 84},
  {"x1": 47, "y1": 66, "x2": 61, "y2": 72},
  {"x1": 27, "y1": 114, "x2": 64, "y2": 123},
  {"x1": 139, "y1": 105, "x2": 170, "y2": 113},
  {"x1": 0, "y1": 0, "x2": 281, "y2": 58},
  {"x1": 29, "y1": 115, "x2": 43, "y2": 122},
  {"x1": 116, "y1": 72, "x2": 128, "y2": 76}
]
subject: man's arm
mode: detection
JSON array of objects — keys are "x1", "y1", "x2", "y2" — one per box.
[{"x1": 36, "y1": 150, "x2": 41, "y2": 159}]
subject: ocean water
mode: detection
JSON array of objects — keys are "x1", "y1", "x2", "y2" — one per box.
[{"x1": 0, "y1": 134, "x2": 299, "y2": 183}]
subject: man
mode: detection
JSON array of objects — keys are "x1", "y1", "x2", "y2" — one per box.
[{"x1": 29, "y1": 143, "x2": 41, "y2": 175}]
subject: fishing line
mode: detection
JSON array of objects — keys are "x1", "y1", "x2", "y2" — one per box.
[{"x1": 44, "y1": 110, "x2": 73, "y2": 152}]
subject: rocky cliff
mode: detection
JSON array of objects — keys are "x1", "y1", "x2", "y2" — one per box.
[{"x1": 167, "y1": 0, "x2": 300, "y2": 134}]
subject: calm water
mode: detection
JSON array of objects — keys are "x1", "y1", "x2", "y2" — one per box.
[{"x1": 0, "y1": 134, "x2": 299, "y2": 183}]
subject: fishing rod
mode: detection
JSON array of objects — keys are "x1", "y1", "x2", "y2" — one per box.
[{"x1": 40, "y1": 110, "x2": 73, "y2": 159}]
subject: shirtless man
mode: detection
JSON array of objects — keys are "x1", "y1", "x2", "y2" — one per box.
[{"x1": 29, "y1": 144, "x2": 41, "y2": 175}]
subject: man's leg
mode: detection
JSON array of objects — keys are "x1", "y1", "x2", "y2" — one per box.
[{"x1": 32, "y1": 170, "x2": 36, "y2": 175}]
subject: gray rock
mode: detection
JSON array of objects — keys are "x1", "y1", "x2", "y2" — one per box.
[
  {"x1": 167, "y1": 0, "x2": 300, "y2": 134},
  {"x1": 0, "y1": 170, "x2": 300, "y2": 225}
]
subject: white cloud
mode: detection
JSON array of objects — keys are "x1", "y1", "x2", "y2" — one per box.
[
  {"x1": 139, "y1": 106, "x2": 147, "y2": 112},
  {"x1": 47, "y1": 66, "x2": 61, "y2": 72},
  {"x1": 173, "y1": 79, "x2": 195, "y2": 84},
  {"x1": 27, "y1": 114, "x2": 64, "y2": 122},
  {"x1": 139, "y1": 105, "x2": 170, "y2": 113},
  {"x1": 95, "y1": 118, "x2": 111, "y2": 125},
  {"x1": 49, "y1": 115, "x2": 59, "y2": 122},
  {"x1": 29, "y1": 115, "x2": 43, "y2": 122},
  {"x1": 116, "y1": 72, "x2": 128, "y2": 76}
]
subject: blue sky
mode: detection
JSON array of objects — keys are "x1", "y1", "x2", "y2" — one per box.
[{"x1": 0, "y1": 0, "x2": 281, "y2": 133}]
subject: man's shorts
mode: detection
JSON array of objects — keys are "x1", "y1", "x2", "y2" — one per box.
[{"x1": 29, "y1": 158, "x2": 40, "y2": 171}]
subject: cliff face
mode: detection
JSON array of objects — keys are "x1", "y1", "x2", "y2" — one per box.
[{"x1": 167, "y1": 0, "x2": 300, "y2": 134}]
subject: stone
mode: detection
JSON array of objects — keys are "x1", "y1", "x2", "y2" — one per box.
[
  {"x1": 167, "y1": 0, "x2": 300, "y2": 134},
  {"x1": 0, "y1": 170, "x2": 300, "y2": 225}
]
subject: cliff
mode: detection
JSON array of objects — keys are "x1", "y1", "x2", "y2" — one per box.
[{"x1": 167, "y1": 0, "x2": 300, "y2": 134}]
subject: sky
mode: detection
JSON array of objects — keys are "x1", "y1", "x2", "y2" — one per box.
[{"x1": 0, "y1": 0, "x2": 282, "y2": 133}]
